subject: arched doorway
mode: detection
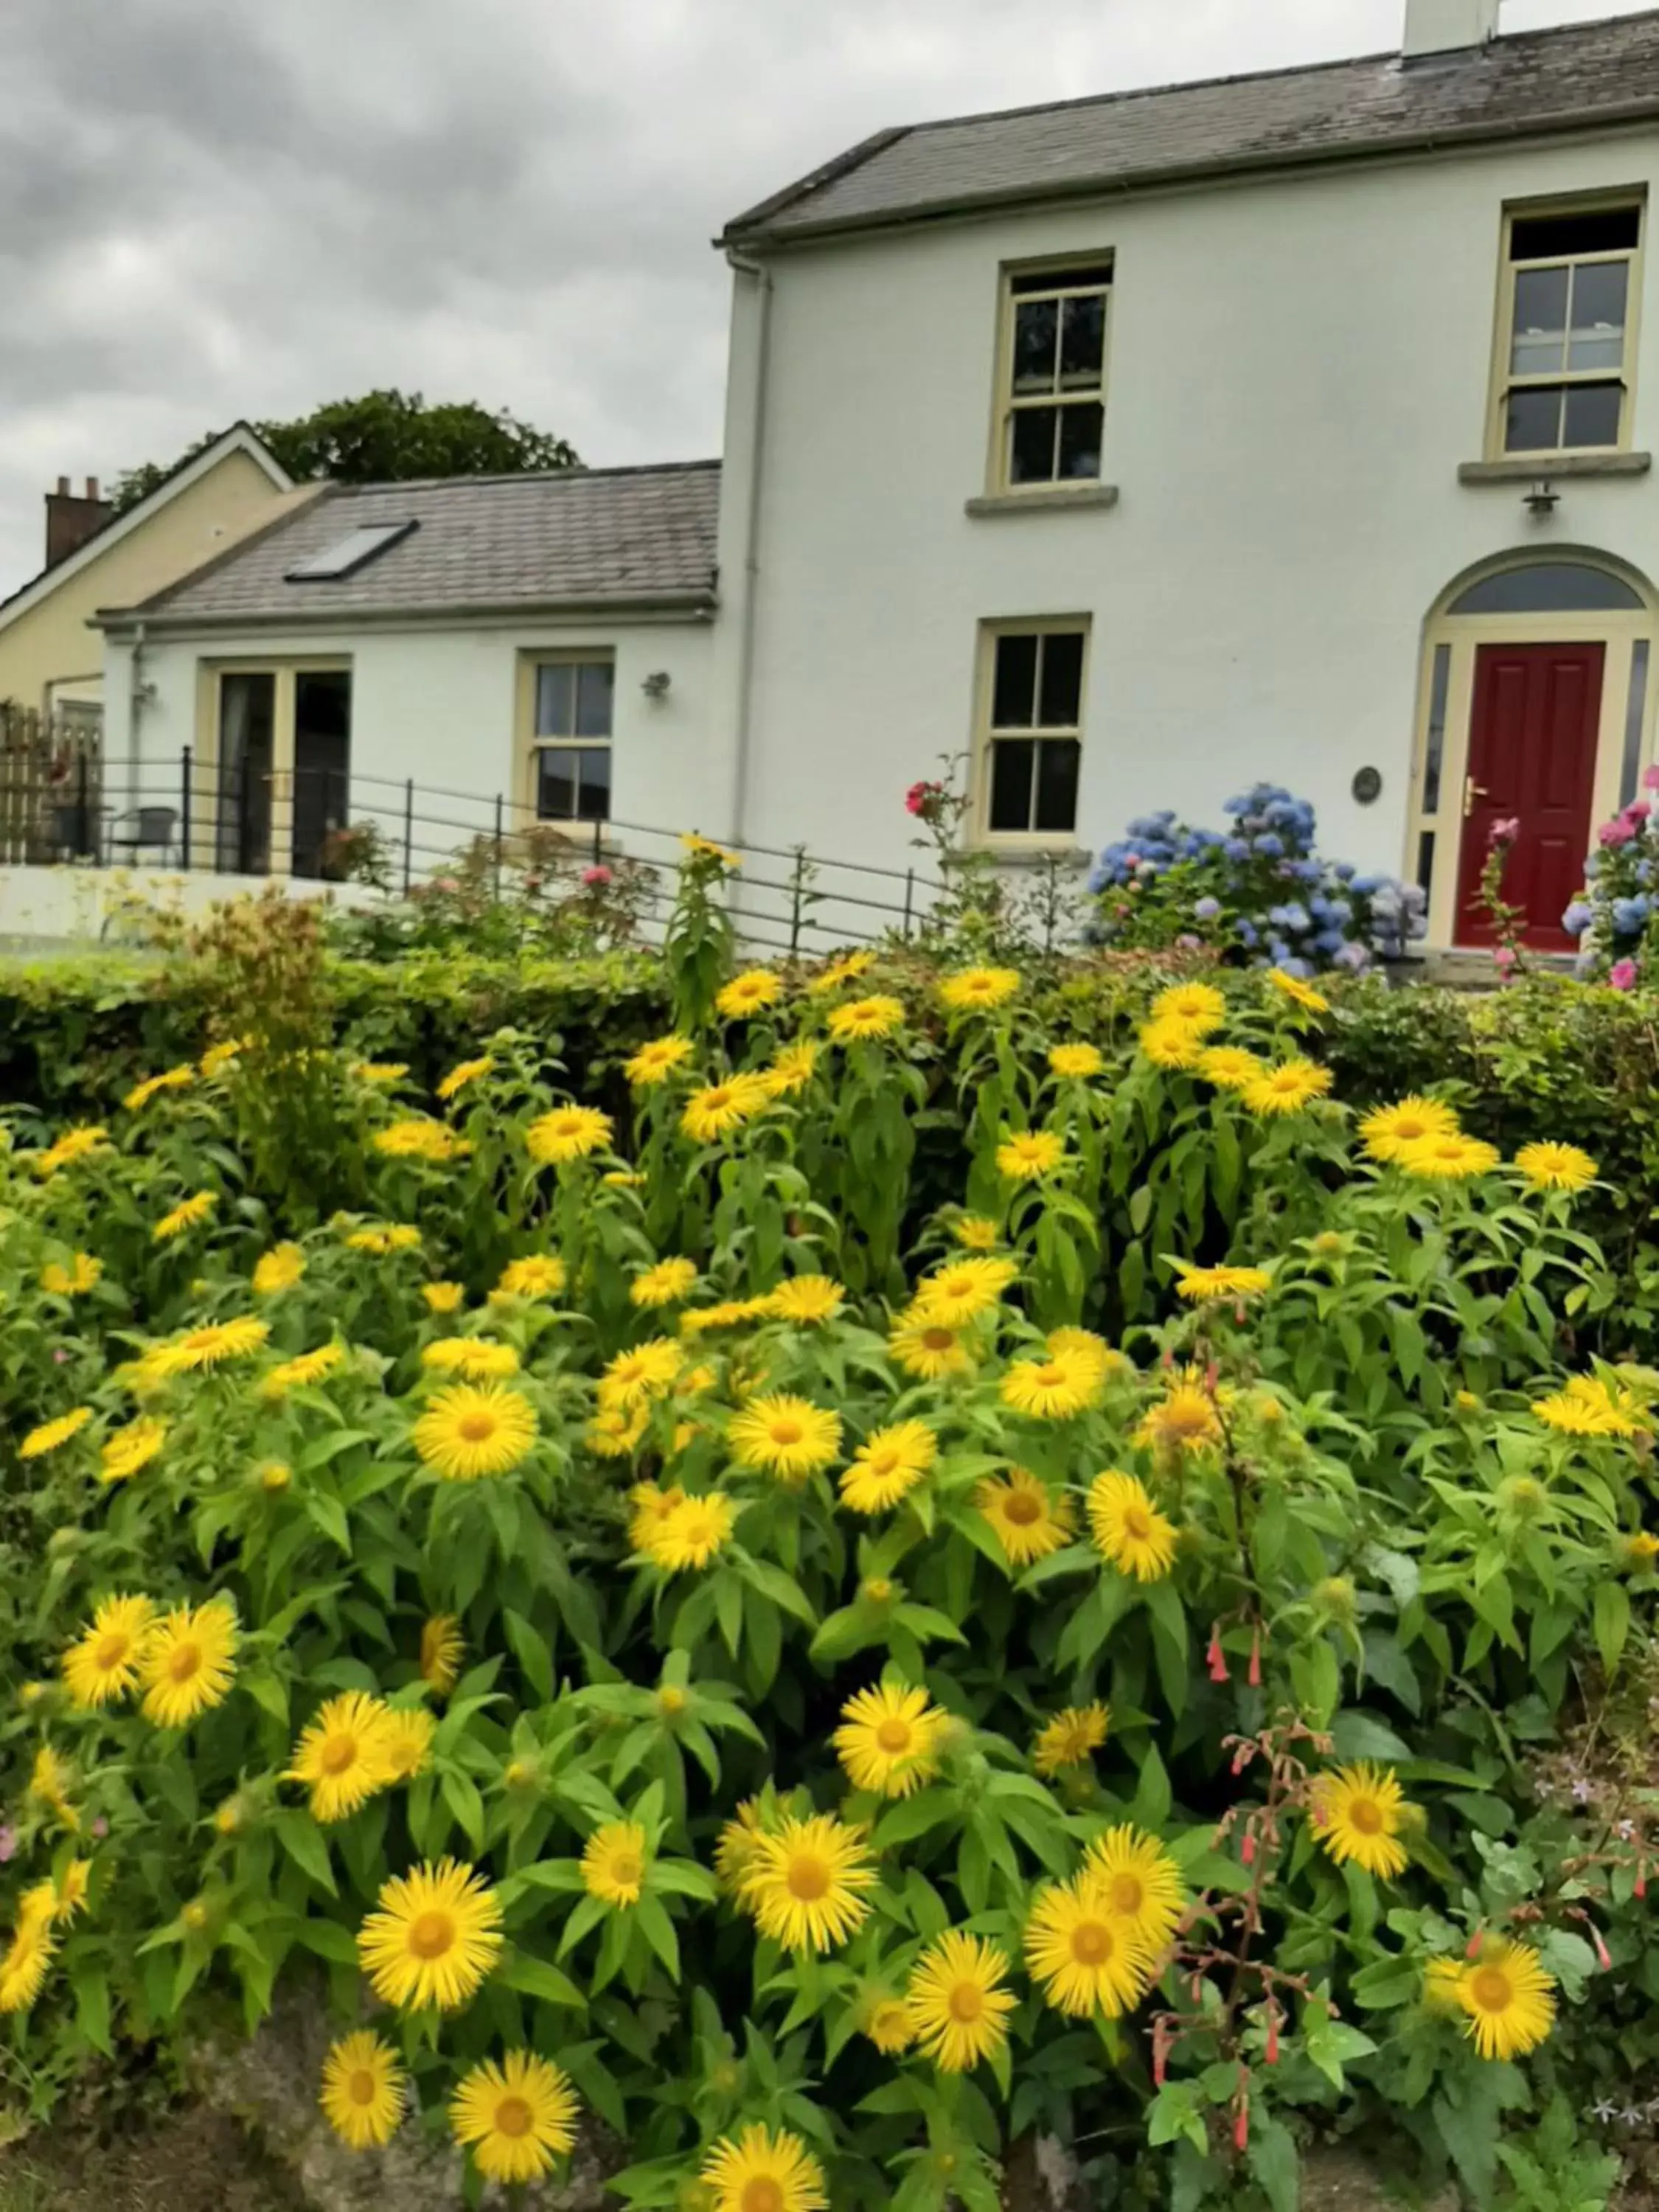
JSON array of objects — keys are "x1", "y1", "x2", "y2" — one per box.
[{"x1": 1408, "y1": 552, "x2": 1658, "y2": 950}]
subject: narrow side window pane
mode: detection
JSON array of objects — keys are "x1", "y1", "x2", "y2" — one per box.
[
  {"x1": 1510, "y1": 265, "x2": 1568, "y2": 376},
  {"x1": 1034, "y1": 739, "x2": 1081, "y2": 833},
  {"x1": 575, "y1": 662, "x2": 614, "y2": 737},
  {"x1": 537, "y1": 750, "x2": 576, "y2": 820},
  {"x1": 577, "y1": 748, "x2": 612, "y2": 821},
  {"x1": 1012, "y1": 299, "x2": 1059, "y2": 394},
  {"x1": 1060, "y1": 293, "x2": 1106, "y2": 386},
  {"x1": 1038, "y1": 632, "x2": 1085, "y2": 727},
  {"x1": 1621, "y1": 639, "x2": 1651, "y2": 807},
  {"x1": 536, "y1": 665, "x2": 574, "y2": 737},
  {"x1": 1057, "y1": 403, "x2": 1104, "y2": 481},
  {"x1": 992, "y1": 635, "x2": 1039, "y2": 728},
  {"x1": 1568, "y1": 260, "x2": 1629, "y2": 373},
  {"x1": 1009, "y1": 408, "x2": 1059, "y2": 484},
  {"x1": 1505, "y1": 385, "x2": 1563, "y2": 453},
  {"x1": 1562, "y1": 381, "x2": 1623, "y2": 448},
  {"x1": 1416, "y1": 829, "x2": 1436, "y2": 899},
  {"x1": 1423, "y1": 643, "x2": 1452, "y2": 815},
  {"x1": 988, "y1": 739, "x2": 1035, "y2": 832}
]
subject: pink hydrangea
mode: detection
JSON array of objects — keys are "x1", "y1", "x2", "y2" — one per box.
[
  {"x1": 1630, "y1": 801, "x2": 1653, "y2": 824},
  {"x1": 1601, "y1": 817, "x2": 1639, "y2": 848},
  {"x1": 1645, "y1": 763, "x2": 1659, "y2": 791},
  {"x1": 1493, "y1": 945, "x2": 1517, "y2": 973},
  {"x1": 1610, "y1": 957, "x2": 1641, "y2": 991}
]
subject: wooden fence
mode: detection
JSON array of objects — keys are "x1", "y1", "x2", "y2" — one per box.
[{"x1": 0, "y1": 703, "x2": 103, "y2": 864}]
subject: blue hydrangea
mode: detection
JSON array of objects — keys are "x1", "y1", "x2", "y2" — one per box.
[
  {"x1": 1612, "y1": 896, "x2": 1650, "y2": 935},
  {"x1": 1194, "y1": 896, "x2": 1222, "y2": 922},
  {"x1": 1253, "y1": 834, "x2": 1285, "y2": 859},
  {"x1": 1562, "y1": 900, "x2": 1595, "y2": 937}
]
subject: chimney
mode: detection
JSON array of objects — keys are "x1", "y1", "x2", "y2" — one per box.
[
  {"x1": 1403, "y1": 0, "x2": 1500, "y2": 59},
  {"x1": 44, "y1": 475, "x2": 113, "y2": 569}
]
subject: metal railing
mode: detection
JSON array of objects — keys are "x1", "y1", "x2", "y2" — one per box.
[{"x1": 7, "y1": 743, "x2": 1026, "y2": 956}]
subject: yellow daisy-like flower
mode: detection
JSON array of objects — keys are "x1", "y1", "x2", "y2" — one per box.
[
  {"x1": 713, "y1": 1798, "x2": 767, "y2": 1893},
  {"x1": 840, "y1": 1420, "x2": 937, "y2": 1514},
  {"x1": 641, "y1": 1491, "x2": 736, "y2": 1572},
  {"x1": 1136, "y1": 1377, "x2": 1225, "y2": 1458},
  {"x1": 260, "y1": 1343, "x2": 347, "y2": 1398},
  {"x1": 588, "y1": 1402, "x2": 650, "y2": 1457},
  {"x1": 631, "y1": 1256, "x2": 700, "y2": 1310},
  {"x1": 420, "y1": 1615, "x2": 464, "y2": 1696},
  {"x1": 153, "y1": 1194, "x2": 218, "y2": 1248},
  {"x1": 526, "y1": 1105, "x2": 614, "y2": 1166},
  {"x1": 352, "y1": 1061, "x2": 409, "y2": 1085},
  {"x1": 320, "y1": 2031, "x2": 406, "y2": 2152},
  {"x1": 381, "y1": 1708, "x2": 437, "y2": 1782},
  {"x1": 140, "y1": 1601, "x2": 237, "y2": 1728},
  {"x1": 1397, "y1": 1131, "x2": 1501, "y2": 1181},
  {"x1": 601, "y1": 1337, "x2": 684, "y2": 1407},
  {"x1": 1267, "y1": 968, "x2": 1331, "y2": 1015},
  {"x1": 1310, "y1": 1764, "x2": 1411, "y2": 1881},
  {"x1": 911, "y1": 1255, "x2": 1019, "y2": 1326},
  {"x1": 1088, "y1": 1470, "x2": 1179, "y2": 1582},
  {"x1": 953, "y1": 1214, "x2": 1001, "y2": 1251},
  {"x1": 1025, "y1": 1877, "x2": 1156, "y2": 2019},
  {"x1": 62, "y1": 1594, "x2": 154, "y2": 1710},
  {"x1": 1199, "y1": 1045, "x2": 1267, "y2": 1091},
  {"x1": 346, "y1": 1224, "x2": 424, "y2": 1256},
  {"x1": 357, "y1": 1857, "x2": 503, "y2": 2013},
  {"x1": 996, "y1": 1129, "x2": 1066, "y2": 1183},
  {"x1": 767, "y1": 1275, "x2": 846, "y2": 1325},
  {"x1": 49, "y1": 1863, "x2": 89, "y2": 1925},
  {"x1": 808, "y1": 950, "x2": 875, "y2": 995},
  {"x1": 100, "y1": 1415, "x2": 167, "y2": 1484},
  {"x1": 1514, "y1": 1141, "x2": 1599, "y2": 1194},
  {"x1": 1451, "y1": 1938, "x2": 1557, "y2": 2062},
  {"x1": 1082, "y1": 1824, "x2": 1188, "y2": 1951},
  {"x1": 420, "y1": 1337, "x2": 520, "y2": 1382},
  {"x1": 888, "y1": 1318, "x2": 975, "y2": 1382},
  {"x1": 1150, "y1": 981, "x2": 1226, "y2": 1032},
  {"x1": 253, "y1": 1242, "x2": 305, "y2": 1295},
  {"x1": 413, "y1": 1385, "x2": 538, "y2": 1481},
  {"x1": 28, "y1": 1748, "x2": 76, "y2": 1828},
  {"x1": 1000, "y1": 1346, "x2": 1102, "y2": 1422},
  {"x1": 727, "y1": 1394, "x2": 842, "y2": 1483},
  {"x1": 1049, "y1": 1042, "x2": 1104, "y2": 1079},
  {"x1": 827, "y1": 994, "x2": 906, "y2": 1043},
  {"x1": 1422, "y1": 1956, "x2": 1467, "y2": 2016},
  {"x1": 1048, "y1": 1326, "x2": 1117, "y2": 1381},
  {"x1": 286, "y1": 1692, "x2": 396, "y2": 1824},
  {"x1": 625, "y1": 1033, "x2": 695, "y2": 1088},
  {"x1": 450, "y1": 2051, "x2": 579, "y2": 2185},
  {"x1": 861, "y1": 1994, "x2": 915, "y2": 2054},
  {"x1": 164, "y1": 1315, "x2": 271, "y2": 1371},
  {"x1": 20, "y1": 1405, "x2": 93, "y2": 1459},
  {"x1": 1357, "y1": 1095, "x2": 1461, "y2": 1164},
  {"x1": 1532, "y1": 1373, "x2": 1649, "y2": 1439},
  {"x1": 423, "y1": 1281, "x2": 465, "y2": 1315},
  {"x1": 1140, "y1": 1020, "x2": 1207, "y2": 1071},
  {"x1": 33, "y1": 1124, "x2": 109, "y2": 1178},
  {"x1": 1624, "y1": 1530, "x2": 1659, "y2": 1569},
  {"x1": 680, "y1": 1296, "x2": 772, "y2": 1336},
  {"x1": 1242, "y1": 1059, "x2": 1334, "y2": 1119},
  {"x1": 834, "y1": 1680, "x2": 947, "y2": 1798},
  {"x1": 763, "y1": 1040, "x2": 821, "y2": 1096},
  {"x1": 940, "y1": 966, "x2": 1020, "y2": 1012},
  {"x1": 40, "y1": 1252, "x2": 102, "y2": 1297},
  {"x1": 436, "y1": 1055, "x2": 493, "y2": 1102},
  {"x1": 701, "y1": 2126, "x2": 827, "y2": 2212},
  {"x1": 905, "y1": 1931, "x2": 1017, "y2": 2072},
  {"x1": 681, "y1": 1074, "x2": 772, "y2": 1144},
  {"x1": 492, "y1": 1254, "x2": 566, "y2": 1303},
  {"x1": 257, "y1": 1458, "x2": 292, "y2": 1494},
  {"x1": 976, "y1": 1469, "x2": 1076, "y2": 1565},
  {"x1": 1032, "y1": 1703, "x2": 1110, "y2": 1777},
  {"x1": 0, "y1": 1913, "x2": 54, "y2": 2014},
  {"x1": 1174, "y1": 1262, "x2": 1271, "y2": 1304},
  {"x1": 374, "y1": 1119, "x2": 467, "y2": 1164},
  {"x1": 741, "y1": 1813, "x2": 875, "y2": 1952},
  {"x1": 123, "y1": 1066, "x2": 195, "y2": 1111},
  {"x1": 582, "y1": 1820, "x2": 649, "y2": 1907},
  {"x1": 716, "y1": 969, "x2": 782, "y2": 1020}
]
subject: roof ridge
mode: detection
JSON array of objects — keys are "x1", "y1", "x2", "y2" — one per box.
[{"x1": 321, "y1": 457, "x2": 722, "y2": 496}]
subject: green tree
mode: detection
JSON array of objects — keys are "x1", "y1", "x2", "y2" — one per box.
[{"x1": 111, "y1": 388, "x2": 580, "y2": 512}]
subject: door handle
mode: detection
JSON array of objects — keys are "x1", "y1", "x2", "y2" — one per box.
[{"x1": 1463, "y1": 777, "x2": 1489, "y2": 819}]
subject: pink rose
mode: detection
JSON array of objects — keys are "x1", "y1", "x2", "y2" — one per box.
[
  {"x1": 1610, "y1": 958, "x2": 1641, "y2": 990},
  {"x1": 904, "y1": 779, "x2": 942, "y2": 818},
  {"x1": 1601, "y1": 818, "x2": 1638, "y2": 847},
  {"x1": 1644, "y1": 762, "x2": 1659, "y2": 791},
  {"x1": 1630, "y1": 801, "x2": 1652, "y2": 824},
  {"x1": 582, "y1": 866, "x2": 613, "y2": 887}
]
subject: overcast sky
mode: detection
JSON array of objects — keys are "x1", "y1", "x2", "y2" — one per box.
[{"x1": 0, "y1": 0, "x2": 1646, "y2": 594}]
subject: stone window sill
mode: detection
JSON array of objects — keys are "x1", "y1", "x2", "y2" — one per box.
[
  {"x1": 964, "y1": 485, "x2": 1120, "y2": 518},
  {"x1": 1458, "y1": 453, "x2": 1652, "y2": 484},
  {"x1": 965, "y1": 844, "x2": 1093, "y2": 869}
]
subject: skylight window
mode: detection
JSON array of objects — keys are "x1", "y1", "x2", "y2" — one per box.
[{"x1": 285, "y1": 520, "x2": 417, "y2": 582}]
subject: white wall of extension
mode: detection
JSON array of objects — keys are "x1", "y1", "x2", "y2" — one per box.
[{"x1": 712, "y1": 127, "x2": 1659, "y2": 914}]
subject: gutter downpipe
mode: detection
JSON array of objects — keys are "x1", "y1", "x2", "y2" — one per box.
[
  {"x1": 725, "y1": 246, "x2": 774, "y2": 851},
  {"x1": 128, "y1": 620, "x2": 147, "y2": 824}
]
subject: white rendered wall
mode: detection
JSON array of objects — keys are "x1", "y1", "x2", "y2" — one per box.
[{"x1": 717, "y1": 131, "x2": 1659, "y2": 899}]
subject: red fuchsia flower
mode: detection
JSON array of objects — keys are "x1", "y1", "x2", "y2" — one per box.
[
  {"x1": 1489, "y1": 817, "x2": 1521, "y2": 846},
  {"x1": 1248, "y1": 1630, "x2": 1262, "y2": 1688},
  {"x1": 1610, "y1": 958, "x2": 1641, "y2": 991},
  {"x1": 1208, "y1": 1632, "x2": 1229, "y2": 1683},
  {"x1": 582, "y1": 865, "x2": 613, "y2": 887},
  {"x1": 1234, "y1": 2095, "x2": 1251, "y2": 2152}
]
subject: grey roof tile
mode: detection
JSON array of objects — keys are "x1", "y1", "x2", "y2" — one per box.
[
  {"x1": 725, "y1": 12, "x2": 1659, "y2": 241},
  {"x1": 121, "y1": 462, "x2": 720, "y2": 625}
]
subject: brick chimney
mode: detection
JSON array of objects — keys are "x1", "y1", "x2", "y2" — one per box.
[
  {"x1": 44, "y1": 475, "x2": 111, "y2": 568},
  {"x1": 1403, "y1": 0, "x2": 1500, "y2": 59}
]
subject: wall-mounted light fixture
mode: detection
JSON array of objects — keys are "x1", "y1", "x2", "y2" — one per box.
[
  {"x1": 641, "y1": 670, "x2": 672, "y2": 702},
  {"x1": 1524, "y1": 479, "x2": 1560, "y2": 518}
]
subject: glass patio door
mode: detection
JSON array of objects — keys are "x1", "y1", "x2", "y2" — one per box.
[{"x1": 216, "y1": 672, "x2": 275, "y2": 874}]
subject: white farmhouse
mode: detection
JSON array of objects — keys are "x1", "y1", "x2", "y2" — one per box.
[{"x1": 709, "y1": 0, "x2": 1659, "y2": 953}]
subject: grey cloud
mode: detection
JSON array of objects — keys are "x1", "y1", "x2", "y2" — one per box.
[{"x1": 0, "y1": 0, "x2": 1646, "y2": 592}]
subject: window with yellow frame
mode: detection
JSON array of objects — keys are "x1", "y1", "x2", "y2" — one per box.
[
  {"x1": 975, "y1": 621, "x2": 1088, "y2": 844},
  {"x1": 992, "y1": 260, "x2": 1113, "y2": 492},
  {"x1": 1489, "y1": 196, "x2": 1644, "y2": 458},
  {"x1": 524, "y1": 656, "x2": 614, "y2": 825}
]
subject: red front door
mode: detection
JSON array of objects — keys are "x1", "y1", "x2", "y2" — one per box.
[{"x1": 1454, "y1": 642, "x2": 1604, "y2": 951}]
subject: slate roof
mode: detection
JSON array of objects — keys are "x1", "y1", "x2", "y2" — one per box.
[
  {"x1": 724, "y1": 10, "x2": 1659, "y2": 243},
  {"x1": 107, "y1": 462, "x2": 721, "y2": 627}
]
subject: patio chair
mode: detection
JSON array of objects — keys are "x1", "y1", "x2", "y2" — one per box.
[{"x1": 106, "y1": 807, "x2": 178, "y2": 866}]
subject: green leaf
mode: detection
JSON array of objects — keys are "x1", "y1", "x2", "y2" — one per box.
[
  {"x1": 1594, "y1": 1580, "x2": 1630, "y2": 1676},
  {"x1": 273, "y1": 1810, "x2": 337, "y2": 1896},
  {"x1": 500, "y1": 1949, "x2": 585, "y2": 2009},
  {"x1": 1246, "y1": 2115, "x2": 1300, "y2": 2212},
  {"x1": 504, "y1": 1609, "x2": 554, "y2": 1703}
]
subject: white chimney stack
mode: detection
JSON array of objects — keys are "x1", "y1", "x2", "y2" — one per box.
[{"x1": 1403, "y1": 0, "x2": 1500, "y2": 58}]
